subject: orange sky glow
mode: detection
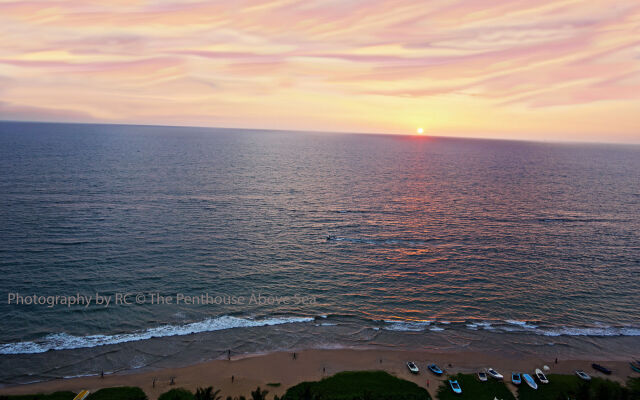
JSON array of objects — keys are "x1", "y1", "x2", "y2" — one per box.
[{"x1": 1, "y1": 0, "x2": 639, "y2": 143}]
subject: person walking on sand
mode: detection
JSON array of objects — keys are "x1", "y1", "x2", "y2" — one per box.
[{"x1": 232, "y1": 375, "x2": 234, "y2": 383}]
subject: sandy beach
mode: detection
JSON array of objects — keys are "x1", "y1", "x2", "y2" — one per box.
[{"x1": 0, "y1": 349, "x2": 635, "y2": 399}]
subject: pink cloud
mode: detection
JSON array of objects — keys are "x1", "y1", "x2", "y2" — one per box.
[{"x1": 0, "y1": 0, "x2": 638, "y2": 141}]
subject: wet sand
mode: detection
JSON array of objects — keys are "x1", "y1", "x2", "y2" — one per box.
[{"x1": 0, "y1": 349, "x2": 635, "y2": 399}]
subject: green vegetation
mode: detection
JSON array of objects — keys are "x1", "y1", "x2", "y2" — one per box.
[
  {"x1": 628, "y1": 377, "x2": 640, "y2": 399},
  {"x1": 158, "y1": 388, "x2": 195, "y2": 400},
  {"x1": 283, "y1": 370, "x2": 431, "y2": 400},
  {"x1": 435, "y1": 373, "x2": 515, "y2": 400},
  {"x1": 266, "y1": 383, "x2": 281, "y2": 388},
  {"x1": 194, "y1": 387, "x2": 221, "y2": 400},
  {"x1": 250, "y1": 387, "x2": 269, "y2": 400},
  {"x1": 517, "y1": 374, "x2": 632, "y2": 400},
  {"x1": 0, "y1": 392, "x2": 76, "y2": 400},
  {"x1": 85, "y1": 386, "x2": 147, "y2": 400},
  {"x1": 158, "y1": 387, "x2": 224, "y2": 400},
  {"x1": 4, "y1": 374, "x2": 639, "y2": 400}
]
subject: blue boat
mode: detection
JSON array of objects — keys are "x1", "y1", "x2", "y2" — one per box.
[
  {"x1": 428, "y1": 364, "x2": 443, "y2": 375},
  {"x1": 449, "y1": 380, "x2": 462, "y2": 394},
  {"x1": 522, "y1": 373, "x2": 538, "y2": 390},
  {"x1": 511, "y1": 372, "x2": 521, "y2": 385}
]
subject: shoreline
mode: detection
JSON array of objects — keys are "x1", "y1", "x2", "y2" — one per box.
[{"x1": 1, "y1": 349, "x2": 637, "y2": 400}]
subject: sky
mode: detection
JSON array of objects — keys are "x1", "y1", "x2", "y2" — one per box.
[{"x1": 0, "y1": 0, "x2": 639, "y2": 143}]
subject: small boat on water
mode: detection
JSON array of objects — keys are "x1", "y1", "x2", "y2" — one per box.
[
  {"x1": 487, "y1": 368, "x2": 504, "y2": 379},
  {"x1": 511, "y1": 372, "x2": 521, "y2": 385},
  {"x1": 576, "y1": 370, "x2": 591, "y2": 381},
  {"x1": 428, "y1": 364, "x2": 443, "y2": 375},
  {"x1": 522, "y1": 373, "x2": 538, "y2": 390},
  {"x1": 449, "y1": 380, "x2": 462, "y2": 394},
  {"x1": 592, "y1": 363, "x2": 612, "y2": 375},
  {"x1": 535, "y1": 368, "x2": 549, "y2": 384},
  {"x1": 630, "y1": 362, "x2": 640, "y2": 373},
  {"x1": 478, "y1": 371, "x2": 488, "y2": 381},
  {"x1": 407, "y1": 362, "x2": 419, "y2": 374}
]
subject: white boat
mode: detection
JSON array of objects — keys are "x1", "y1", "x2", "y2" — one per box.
[
  {"x1": 478, "y1": 371, "x2": 488, "y2": 381},
  {"x1": 535, "y1": 368, "x2": 549, "y2": 383},
  {"x1": 522, "y1": 373, "x2": 538, "y2": 389},
  {"x1": 576, "y1": 370, "x2": 591, "y2": 381},
  {"x1": 407, "y1": 361, "x2": 419, "y2": 374},
  {"x1": 487, "y1": 368, "x2": 504, "y2": 379}
]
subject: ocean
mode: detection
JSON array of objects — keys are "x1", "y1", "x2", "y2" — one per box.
[{"x1": 0, "y1": 121, "x2": 638, "y2": 385}]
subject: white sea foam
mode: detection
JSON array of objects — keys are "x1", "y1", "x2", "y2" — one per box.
[
  {"x1": 504, "y1": 320, "x2": 538, "y2": 329},
  {"x1": 465, "y1": 319, "x2": 640, "y2": 337},
  {"x1": 540, "y1": 326, "x2": 640, "y2": 337},
  {"x1": 383, "y1": 320, "x2": 432, "y2": 332},
  {"x1": 0, "y1": 315, "x2": 314, "y2": 355},
  {"x1": 466, "y1": 321, "x2": 494, "y2": 330}
]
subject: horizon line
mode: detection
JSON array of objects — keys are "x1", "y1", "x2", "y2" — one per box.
[{"x1": 1, "y1": 118, "x2": 638, "y2": 147}]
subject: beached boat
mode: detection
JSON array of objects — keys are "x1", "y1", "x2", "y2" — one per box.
[
  {"x1": 407, "y1": 362, "x2": 419, "y2": 374},
  {"x1": 592, "y1": 363, "x2": 612, "y2": 375},
  {"x1": 73, "y1": 391, "x2": 90, "y2": 400},
  {"x1": 575, "y1": 370, "x2": 591, "y2": 381},
  {"x1": 511, "y1": 372, "x2": 521, "y2": 385},
  {"x1": 630, "y1": 362, "x2": 640, "y2": 373},
  {"x1": 486, "y1": 368, "x2": 503, "y2": 379},
  {"x1": 449, "y1": 380, "x2": 462, "y2": 394},
  {"x1": 478, "y1": 371, "x2": 488, "y2": 381},
  {"x1": 535, "y1": 368, "x2": 549, "y2": 383},
  {"x1": 522, "y1": 373, "x2": 538, "y2": 389},
  {"x1": 428, "y1": 363, "x2": 443, "y2": 375}
]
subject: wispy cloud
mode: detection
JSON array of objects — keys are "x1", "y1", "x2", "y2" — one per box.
[{"x1": 0, "y1": 0, "x2": 638, "y2": 142}]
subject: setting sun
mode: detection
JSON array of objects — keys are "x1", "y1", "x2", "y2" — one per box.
[{"x1": 416, "y1": 128, "x2": 424, "y2": 135}]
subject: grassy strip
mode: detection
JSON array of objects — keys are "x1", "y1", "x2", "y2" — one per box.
[
  {"x1": 85, "y1": 387, "x2": 147, "y2": 400},
  {"x1": 283, "y1": 370, "x2": 431, "y2": 400},
  {"x1": 0, "y1": 392, "x2": 76, "y2": 400},
  {"x1": 517, "y1": 374, "x2": 633, "y2": 400},
  {"x1": 436, "y1": 373, "x2": 515, "y2": 400},
  {"x1": 158, "y1": 388, "x2": 194, "y2": 400}
]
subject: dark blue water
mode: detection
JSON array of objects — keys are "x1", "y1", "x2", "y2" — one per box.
[{"x1": 0, "y1": 121, "x2": 638, "y2": 383}]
